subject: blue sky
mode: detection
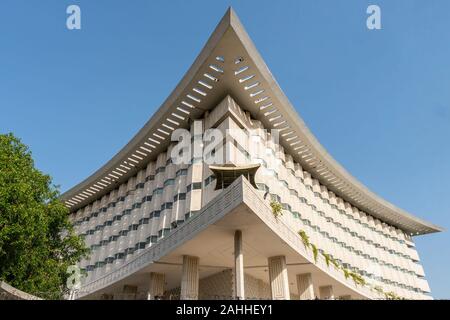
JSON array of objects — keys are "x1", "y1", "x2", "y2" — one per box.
[{"x1": 0, "y1": 0, "x2": 449, "y2": 298}]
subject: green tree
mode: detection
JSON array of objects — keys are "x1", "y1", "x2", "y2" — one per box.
[
  {"x1": 0, "y1": 133, "x2": 88, "y2": 299},
  {"x1": 270, "y1": 200, "x2": 283, "y2": 219},
  {"x1": 298, "y1": 230, "x2": 310, "y2": 249}
]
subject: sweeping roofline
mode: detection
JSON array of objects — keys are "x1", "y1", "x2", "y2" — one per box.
[{"x1": 60, "y1": 8, "x2": 443, "y2": 235}]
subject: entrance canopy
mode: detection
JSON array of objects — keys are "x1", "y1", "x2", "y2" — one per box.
[{"x1": 209, "y1": 164, "x2": 260, "y2": 190}]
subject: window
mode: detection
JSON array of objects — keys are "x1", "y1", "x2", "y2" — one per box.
[
  {"x1": 270, "y1": 194, "x2": 281, "y2": 202},
  {"x1": 162, "y1": 202, "x2": 173, "y2": 210},
  {"x1": 136, "y1": 182, "x2": 145, "y2": 189},
  {"x1": 156, "y1": 167, "x2": 165, "y2": 175},
  {"x1": 192, "y1": 182, "x2": 202, "y2": 190},
  {"x1": 164, "y1": 179, "x2": 175, "y2": 187},
  {"x1": 204, "y1": 175, "x2": 216, "y2": 186},
  {"x1": 188, "y1": 183, "x2": 202, "y2": 192},
  {"x1": 174, "y1": 193, "x2": 186, "y2": 201}
]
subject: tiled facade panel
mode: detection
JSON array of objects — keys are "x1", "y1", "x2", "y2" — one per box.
[
  {"x1": 70, "y1": 100, "x2": 430, "y2": 299},
  {"x1": 198, "y1": 270, "x2": 233, "y2": 299},
  {"x1": 243, "y1": 272, "x2": 271, "y2": 300},
  {"x1": 164, "y1": 270, "x2": 274, "y2": 300}
]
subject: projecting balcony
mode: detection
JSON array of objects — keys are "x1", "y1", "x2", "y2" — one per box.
[{"x1": 73, "y1": 176, "x2": 387, "y2": 300}]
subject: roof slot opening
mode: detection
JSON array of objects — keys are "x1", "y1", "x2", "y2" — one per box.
[{"x1": 235, "y1": 57, "x2": 244, "y2": 64}]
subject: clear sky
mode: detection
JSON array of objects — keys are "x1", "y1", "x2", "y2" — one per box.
[{"x1": 0, "y1": 0, "x2": 449, "y2": 298}]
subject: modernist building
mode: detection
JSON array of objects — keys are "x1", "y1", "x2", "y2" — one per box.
[{"x1": 62, "y1": 8, "x2": 442, "y2": 300}]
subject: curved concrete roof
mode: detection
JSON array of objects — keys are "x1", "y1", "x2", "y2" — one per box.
[{"x1": 61, "y1": 8, "x2": 443, "y2": 235}]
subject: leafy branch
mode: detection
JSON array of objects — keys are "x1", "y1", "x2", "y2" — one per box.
[
  {"x1": 270, "y1": 200, "x2": 283, "y2": 219},
  {"x1": 295, "y1": 227, "x2": 403, "y2": 299},
  {"x1": 298, "y1": 230, "x2": 310, "y2": 249},
  {"x1": 349, "y1": 272, "x2": 366, "y2": 286},
  {"x1": 322, "y1": 252, "x2": 331, "y2": 267},
  {"x1": 311, "y1": 244, "x2": 319, "y2": 263}
]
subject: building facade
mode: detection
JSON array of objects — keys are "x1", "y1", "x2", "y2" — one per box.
[{"x1": 62, "y1": 8, "x2": 442, "y2": 300}]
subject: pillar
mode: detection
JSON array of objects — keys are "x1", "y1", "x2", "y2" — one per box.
[
  {"x1": 147, "y1": 272, "x2": 165, "y2": 300},
  {"x1": 180, "y1": 255, "x2": 199, "y2": 300},
  {"x1": 234, "y1": 230, "x2": 245, "y2": 300},
  {"x1": 319, "y1": 285, "x2": 334, "y2": 300},
  {"x1": 296, "y1": 273, "x2": 315, "y2": 300},
  {"x1": 268, "y1": 255, "x2": 290, "y2": 300}
]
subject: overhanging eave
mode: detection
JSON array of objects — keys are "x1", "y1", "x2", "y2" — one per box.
[{"x1": 60, "y1": 7, "x2": 443, "y2": 236}]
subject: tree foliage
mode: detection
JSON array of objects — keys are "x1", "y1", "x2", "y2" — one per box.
[
  {"x1": 270, "y1": 200, "x2": 283, "y2": 219},
  {"x1": 0, "y1": 133, "x2": 88, "y2": 299},
  {"x1": 298, "y1": 230, "x2": 310, "y2": 249},
  {"x1": 296, "y1": 227, "x2": 401, "y2": 298}
]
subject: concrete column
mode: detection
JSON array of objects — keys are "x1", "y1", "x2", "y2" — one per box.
[
  {"x1": 268, "y1": 256, "x2": 290, "y2": 300},
  {"x1": 180, "y1": 255, "x2": 199, "y2": 300},
  {"x1": 296, "y1": 273, "x2": 315, "y2": 300},
  {"x1": 234, "y1": 230, "x2": 245, "y2": 300},
  {"x1": 147, "y1": 272, "x2": 165, "y2": 300},
  {"x1": 319, "y1": 285, "x2": 334, "y2": 300}
]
